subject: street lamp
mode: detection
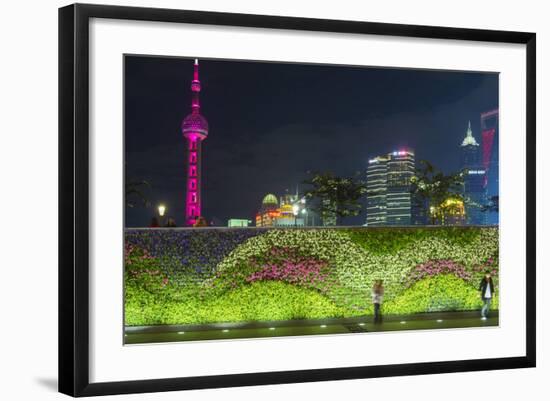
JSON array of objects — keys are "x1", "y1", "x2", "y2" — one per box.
[
  {"x1": 158, "y1": 204, "x2": 166, "y2": 227},
  {"x1": 292, "y1": 204, "x2": 300, "y2": 227}
]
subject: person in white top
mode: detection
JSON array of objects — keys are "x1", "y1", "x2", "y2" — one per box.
[
  {"x1": 371, "y1": 280, "x2": 384, "y2": 323},
  {"x1": 479, "y1": 273, "x2": 495, "y2": 320}
]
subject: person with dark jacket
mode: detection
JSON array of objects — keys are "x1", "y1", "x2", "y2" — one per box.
[{"x1": 479, "y1": 273, "x2": 495, "y2": 320}]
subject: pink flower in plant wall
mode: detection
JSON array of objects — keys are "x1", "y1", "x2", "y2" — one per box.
[{"x1": 406, "y1": 259, "x2": 474, "y2": 287}]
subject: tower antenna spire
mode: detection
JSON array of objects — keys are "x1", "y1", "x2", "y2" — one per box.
[
  {"x1": 461, "y1": 120, "x2": 479, "y2": 147},
  {"x1": 191, "y1": 58, "x2": 201, "y2": 112}
]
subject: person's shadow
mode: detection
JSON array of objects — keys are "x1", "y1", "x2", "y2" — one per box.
[{"x1": 35, "y1": 377, "x2": 57, "y2": 392}]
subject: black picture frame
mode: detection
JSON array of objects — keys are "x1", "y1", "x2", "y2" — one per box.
[{"x1": 59, "y1": 3, "x2": 536, "y2": 397}]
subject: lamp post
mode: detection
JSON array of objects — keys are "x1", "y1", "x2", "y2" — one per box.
[
  {"x1": 292, "y1": 204, "x2": 300, "y2": 228},
  {"x1": 158, "y1": 204, "x2": 166, "y2": 227}
]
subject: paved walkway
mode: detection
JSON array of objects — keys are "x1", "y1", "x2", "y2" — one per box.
[{"x1": 124, "y1": 311, "x2": 498, "y2": 344}]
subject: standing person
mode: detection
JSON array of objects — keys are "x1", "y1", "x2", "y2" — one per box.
[
  {"x1": 479, "y1": 273, "x2": 495, "y2": 320},
  {"x1": 371, "y1": 280, "x2": 384, "y2": 323}
]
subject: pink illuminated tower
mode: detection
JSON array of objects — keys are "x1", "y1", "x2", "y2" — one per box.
[{"x1": 181, "y1": 59, "x2": 209, "y2": 226}]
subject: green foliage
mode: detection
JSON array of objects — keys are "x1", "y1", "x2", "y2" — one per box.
[
  {"x1": 211, "y1": 228, "x2": 498, "y2": 309},
  {"x1": 410, "y1": 160, "x2": 466, "y2": 224},
  {"x1": 383, "y1": 275, "x2": 499, "y2": 314},
  {"x1": 303, "y1": 171, "x2": 367, "y2": 224},
  {"x1": 124, "y1": 245, "x2": 168, "y2": 294},
  {"x1": 125, "y1": 227, "x2": 499, "y2": 325},
  {"x1": 345, "y1": 227, "x2": 483, "y2": 256},
  {"x1": 125, "y1": 281, "x2": 346, "y2": 325}
]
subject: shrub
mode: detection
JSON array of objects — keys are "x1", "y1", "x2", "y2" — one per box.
[
  {"x1": 383, "y1": 274, "x2": 498, "y2": 314},
  {"x1": 125, "y1": 281, "x2": 346, "y2": 325}
]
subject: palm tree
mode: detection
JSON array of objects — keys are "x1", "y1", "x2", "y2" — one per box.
[
  {"x1": 410, "y1": 160, "x2": 465, "y2": 225},
  {"x1": 125, "y1": 165, "x2": 150, "y2": 208}
]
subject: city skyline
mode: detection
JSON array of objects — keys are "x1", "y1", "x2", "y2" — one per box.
[{"x1": 125, "y1": 56, "x2": 499, "y2": 227}]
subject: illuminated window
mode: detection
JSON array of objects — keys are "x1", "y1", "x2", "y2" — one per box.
[
  {"x1": 189, "y1": 179, "x2": 197, "y2": 190},
  {"x1": 188, "y1": 191, "x2": 198, "y2": 204},
  {"x1": 189, "y1": 152, "x2": 197, "y2": 164},
  {"x1": 189, "y1": 165, "x2": 197, "y2": 177}
]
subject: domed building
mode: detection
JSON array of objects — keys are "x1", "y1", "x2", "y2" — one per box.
[
  {"x1": 182, "y1": 59, "x2": 209, "y2": 227},
  {"x1": 255, "y1": 193, "x2": 280, "y2": 227},
  {"x1": 261, "y1": 194, "x2": 278, "y2": 209},
  {"x1": 255, "y1": 192, "x2": 306, "y2": 227}
]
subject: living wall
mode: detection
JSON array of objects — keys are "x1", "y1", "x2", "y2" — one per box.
[{"x1": 125, "y1": 227, "x2": 498, "y2": 326}]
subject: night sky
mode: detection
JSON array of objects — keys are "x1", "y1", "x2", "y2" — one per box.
[{"x1": 124, "y1": 55, "x2": 498, "y2": 227}]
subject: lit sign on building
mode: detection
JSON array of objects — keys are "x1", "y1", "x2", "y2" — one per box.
[{"x1": 392, "y1": 150, "x2": 413, "y2": 157}]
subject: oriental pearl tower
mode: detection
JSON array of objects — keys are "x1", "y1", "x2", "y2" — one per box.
[{"x1": 181, "y1": 59, "x2": 209, "y2": 226}]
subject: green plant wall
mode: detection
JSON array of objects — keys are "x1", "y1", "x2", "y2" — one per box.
[{"x1": 125, "y1": 226, "x2": 498, "y2": 326}]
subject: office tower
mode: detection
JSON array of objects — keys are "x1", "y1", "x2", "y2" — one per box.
[
  {"x1": 366, "y1": 155, "x2": 389, "y2": 226},
  {"x1": 386, "y1": 150, "x2": 415, "y2": 225},
  {"x1": 366, "y1": 150, "x2": 415, "y2": 226},
  {"x1": 481, "y1": 109, "x2": 499, "y2": 225},
  {"x1": 461, "y1": 121, "x2": 487, "y2": 225}
]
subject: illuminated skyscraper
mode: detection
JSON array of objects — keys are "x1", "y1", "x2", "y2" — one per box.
[
  {"x1": 366, "y1": 150, "x2": 415, "y2": 226},
  {"x1": 481, "y1": 109, "x2": 499, "y2": 225},
  {"x1": 461, "y1": 121, "x2": 486, "y2": 225},
  {"x1": 366, "y1": 155, "x2": 389, "y2": 226},
  {"x1": 386, "y1": 150, "x2": 415, "y2": 225},
  {"x1": 182, "y1": 59, "x2": 209, "y2": 226}
]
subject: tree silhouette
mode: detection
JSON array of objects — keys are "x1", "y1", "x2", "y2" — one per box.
[
  {"x1": 481, "y1": 195, "x2": 499, "y2": 213},
  {"x1": 303, "y1": 171, "x2": 367, "y2": 226},
  {"x1": 410, "y1": 160, "x2": 465, "y2": 225},
  {"x1": 125, "y1": 165, "x2": 151, "y2": 209}
]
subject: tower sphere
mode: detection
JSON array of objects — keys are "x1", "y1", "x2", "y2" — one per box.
[{"x1": 182, "y1": 113, "x2": 209, "y2": 137}]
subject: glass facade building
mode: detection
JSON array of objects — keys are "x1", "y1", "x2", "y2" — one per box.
[
  {"x1": 481, "y1": 109, "x2": 499, "y2": 225},
  {"x1": 461, "y1": 121, "x2": 487, "y2": 225},
  {"x1": 366, "y1": 150, "x2": 415, "y2": 226},
  {"x1": 366, "y1": 155, "x2": 389, "y2": 226},
  {"x1": 386, "y1": 150, "x2": 415, "y2": 225}
]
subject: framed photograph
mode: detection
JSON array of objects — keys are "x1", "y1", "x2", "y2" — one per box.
[{"x1": 59, "y1": 3, "x2": 536, "y2": 397}]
